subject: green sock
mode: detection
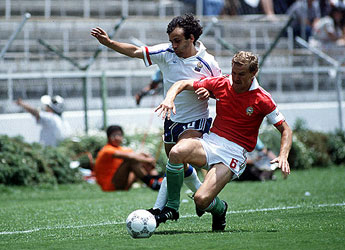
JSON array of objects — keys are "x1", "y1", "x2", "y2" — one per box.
[
  {"x1": 205, "y1": 196, "x2": 225, "y2": 216},
  {"x1": 165, "y1": 161, "x2": 184, "y2": 211}
]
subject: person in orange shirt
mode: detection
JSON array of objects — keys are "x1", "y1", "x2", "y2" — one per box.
[{"x1": 94, "y1": 125, "x2": 162, "y2": 191}]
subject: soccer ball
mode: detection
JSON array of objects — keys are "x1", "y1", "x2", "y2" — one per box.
[{"x1": 126, "y1": 209, "x2": 156, "y2": 238}]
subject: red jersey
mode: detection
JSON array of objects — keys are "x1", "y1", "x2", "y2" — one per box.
[
  {"x1": 94, "y1": 144, "x2": 133, "y2": 191},
  {"x1": 193, "y1": 75, "x2": 284, "y2": 152}
]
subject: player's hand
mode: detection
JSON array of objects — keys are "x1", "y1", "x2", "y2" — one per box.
[
  {"x1": 270, "y1": 157, "x2": 290, "y2": 179},
  {"x1": 195, "y1": 87, "x2": 210, "y2": 100},
  {"x1": 91, "y1": 27, "x2": 110, "y2": 45},
  {"x1": 154, "y1": 99, "x2": 175, "y2": 120}
]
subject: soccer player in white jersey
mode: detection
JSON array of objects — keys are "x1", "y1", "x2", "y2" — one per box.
[
  {"x1": 155, "y1": 51, "x2": 293, "y2": 231},
  {"x1": 91, "y1": 14, "x2": 222, "y2": 214}
]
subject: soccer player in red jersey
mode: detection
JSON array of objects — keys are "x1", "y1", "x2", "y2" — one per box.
[{"x1": 154, "y1": 51, "x2": 293, "y2": 231}]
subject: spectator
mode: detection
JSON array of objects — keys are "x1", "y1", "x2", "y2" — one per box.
[
  {"x1": 236, "y1": 138, "x2": 281, "y2": 181},
  {"x1": 16, "y1": 95, "x2": 71, "y2": 147},
  {"x1": 180, "y1": 0, "x2": 225, "y2": 16},
  {"x1": 309, "y1": 5, "x2": 345, "y2": 48},
  {"x1": 134, "y1": 69, "x2": 163, "y2": 106},
  {"x1": 319, "y1": 0, "x2": 332, "y2": 17},
  {"x1": 204, "y1": 0, "x2": 225, "y2": 15},
  {"x1": 221, "y1": 0, "x2": 241, "y2": 15},
  {"x1": 94, "y1": 125, "x2": 163, "y2": 192},
  {"x1": 287, "y1": 0, "x2": 321, "y2": 41},
  {"x1": 223, "y1": 0, "x2": 292, "y2": 20}
]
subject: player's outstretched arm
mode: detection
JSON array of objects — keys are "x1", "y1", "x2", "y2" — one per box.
[
  {"x1": 155, "y1": 80, "x2": 194, "y2": 120},
  {"x1": 271, "y1": 121, "x2": 292, "y2": 177},
  {"x1": 91, "y1": 27, "x2": 144, "y2": 59}
]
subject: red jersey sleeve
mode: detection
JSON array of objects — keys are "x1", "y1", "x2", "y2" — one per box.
[
  {"x1": 257, "y1": 88, "x2": 285, "y2": 126},
  {"x1": 193, "y1": 76, "x2": 224, "y2": 92}
]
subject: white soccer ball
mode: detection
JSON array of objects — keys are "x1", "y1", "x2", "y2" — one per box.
[{"x1": 126, "y1": 209, "x2": 156, "y2": 238}]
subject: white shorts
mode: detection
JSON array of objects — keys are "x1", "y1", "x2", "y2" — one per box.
[{"x1": 198, "y1": 132, "x2": 247, "y2": 180}]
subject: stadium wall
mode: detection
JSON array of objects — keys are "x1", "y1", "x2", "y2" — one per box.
[{"x1": 1, "y1": 102, "x2": 344, "y2": 144}]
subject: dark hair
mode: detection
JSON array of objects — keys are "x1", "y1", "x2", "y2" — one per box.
[
  {"x1": 106, "y1": 125, "x2": 123, "y2": 139},
  {"x1": 166, "y1": 14, "x2": 203, "y2": 44},
  {"x1": 329, "y1": 6, "x2": 344, "y2": 27}
]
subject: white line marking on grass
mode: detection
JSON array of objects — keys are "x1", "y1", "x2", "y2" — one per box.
[{"x1": 1, "y1": 202, "x2": 344, "y2": 235}]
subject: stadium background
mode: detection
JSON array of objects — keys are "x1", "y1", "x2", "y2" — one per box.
[{"x1": 1, "y1": 0, "x2": 344, "y2": 143}]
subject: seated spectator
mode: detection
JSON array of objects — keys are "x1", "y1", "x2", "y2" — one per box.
[
  {"x1": 224, "y1": 0, "x2": 292, "y2": 19},
  {"x1": 235, "y1": 138, "x2": 281, "y2": 181},
  {"x1": 94, "y1": 125, "x2": 163, "y2": 192},
  {"x1": 16, "y1": 95, "x2": 71, "y2": 147},
  {"x1": 287, "y1": 0, "x2": 321, "y2": 41},
  {"x1": 204, "y1": 0, "x2": 225, "y2": 15},
  {"x1": 134, "y1": 69, "x2": 163, "y2": 106},
  {"x1": 309, "y1": 5, "x2": 345, "y2": 48},
  {"x1": 180, "y1": 0, "x2": 225, "y2": 16},
  {"x1": 319, "y1": 0, "x2": 332, "y2": 17}
]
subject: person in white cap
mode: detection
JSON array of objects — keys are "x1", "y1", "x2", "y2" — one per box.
[{"x1": 16, "y1": 95, "x2": 71, "y2": 146}]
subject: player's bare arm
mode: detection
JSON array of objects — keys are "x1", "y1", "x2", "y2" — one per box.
[
  {"x1": 271, "y1": 121, "x2": 293, "y2": 175},
  {"x1": 91, "y1": 27, "x2": 144, "y2": 59},
  {"x1": 155, "y1": 79, "x2": 195, "y2": 119}
]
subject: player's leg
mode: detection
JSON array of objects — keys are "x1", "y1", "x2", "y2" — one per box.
[
  {"x1": 177, "y1": 129, "x2": 204, "y2": 192},
  {"x1": 192, "y1": 132, "x2": 248, "y2": 231},
  {"x1": 194, "y1": 164, "x2": 232, "y2": 209},
  {"x1": 155, "y1": 138, "x2": 207, "y2": 225},
  {"x1": 149, "y1": 177, "x2": 167, "y2": 215},
  {"x1": 177, "y1": 117, "x2": 213, "y2": 192},
  {"x1": 194, "y1": 163, "x2": 232, "y2": 231},
  {"x1": 150, "y1": 118, "x2": 211, "y2": 215},
  {"x1": 149, "y1": 121, "x2": 203, "y2": 212},
  {"x1": 156, "y1": 130, "x2": 202, "y2": 211},
  {"x1": 166, "y1": 137, "x2": 207, "y2": 208}
]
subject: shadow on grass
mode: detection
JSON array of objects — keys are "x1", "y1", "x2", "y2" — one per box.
[{"x1": 154, "y1": 229, "x2": 279, "y2": 235}]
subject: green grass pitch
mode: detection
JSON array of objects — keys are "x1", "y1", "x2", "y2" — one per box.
[{"x1": 1, "y1": 166, "x2": 344, "y2": 250}]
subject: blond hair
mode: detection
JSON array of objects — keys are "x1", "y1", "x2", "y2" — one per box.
[{"x1": 232, "y1": 51, "x2": 259, "y2": 73}]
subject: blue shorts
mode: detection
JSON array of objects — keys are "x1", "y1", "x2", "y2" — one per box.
[{"x1": 163, "y1": 117, "x2": 212, "y2": 144}]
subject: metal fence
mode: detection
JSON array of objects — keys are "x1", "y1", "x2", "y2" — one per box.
[{"x1": 1, "y1": 8, "x2": 345, "y2": 134}]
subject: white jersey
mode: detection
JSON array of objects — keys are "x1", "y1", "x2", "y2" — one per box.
[
  {"x1": 38, "y1": 111, "x2": 71, "y2": 146},
  {"x1": 142, "y1": 41, "x2": 221, "y2": 123}
]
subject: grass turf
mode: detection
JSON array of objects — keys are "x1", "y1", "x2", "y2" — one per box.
[{"x1": 0, "y1": 166, "x2": 344, "y2": 250}]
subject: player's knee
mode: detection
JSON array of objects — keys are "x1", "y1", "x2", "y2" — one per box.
[
  {"x1": 194, "y1": 192, "x2": 212, "y2": 210},
  {"x1": 168, "y1": 143, "x2": 188, "y2": 163}
]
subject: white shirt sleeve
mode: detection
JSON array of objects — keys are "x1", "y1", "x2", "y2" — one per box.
[
  {"x1": 266, "y1": 107, "x2": 285, "y2": 125},
  {"x1": 142, "y1": 43, "x2": 171, "y2": 67}
]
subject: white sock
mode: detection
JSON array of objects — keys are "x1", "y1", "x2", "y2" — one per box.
[
  {"x1": 183, "y1": 167, "x2": 201, "y2": 192},
  {"x1": 153, "y1": 176, "x2": 167, "y2": 210},
  {"x1": 153, "y1": 167, "x2": 201, "y2": 210}
]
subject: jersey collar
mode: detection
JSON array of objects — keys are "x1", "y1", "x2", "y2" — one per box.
[
  {"x1": 229, "y1": 76, "x2": 260, "y2": 91},
  {"x1": 249, "y1": 77, "x2": 259, "y2": 91}
]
